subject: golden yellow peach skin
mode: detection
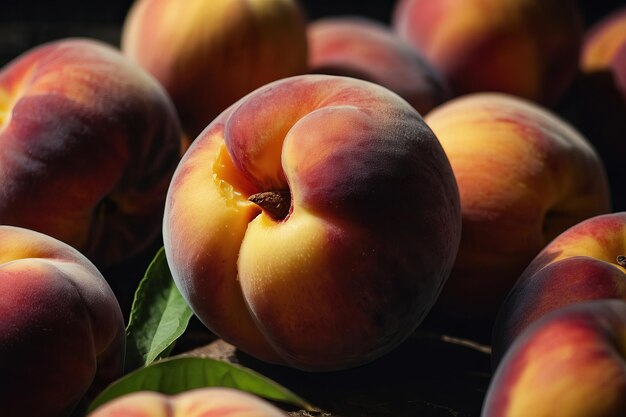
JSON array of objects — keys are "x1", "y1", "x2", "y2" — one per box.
[
  {"x1": 492, "y1": 212, "x2": 626, "y2": 362},
  {"x1": 88, "y1": 388, "x2": 287, "y2": 417},
  {"x1": 122, "y1": 0, "x2": 308, "y2": 139},
  {"x1": 483, "y1": 300, "x2": 626, "y2": 417},
  {"x1": 163, "y1": 74, "x2": 462, "y2": 371},
  {"x1": 425, "y1": 93, "x2": 611, "y2": 319}
]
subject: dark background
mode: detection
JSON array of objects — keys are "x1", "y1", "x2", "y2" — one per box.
[
  {"x1": 1, "y1": 0, "x2": 623, "y2": 23},
  {"x1": 1, "y1": 0, "x2": 624, "y2": 66},
  {"x1": 0, "y1": 2, "x2": 623, "y2": 415}
]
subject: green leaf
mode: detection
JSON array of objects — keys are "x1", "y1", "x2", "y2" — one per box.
[
  {"x1": 87, "y1": 356, "x2": 314, "y2": 413},
  {"x1": 124, "y1": 247, "x2": 194, "y2": 372}
]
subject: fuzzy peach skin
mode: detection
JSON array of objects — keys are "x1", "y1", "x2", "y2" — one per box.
[
  {"x1": 307, "y1": 16, "x2": 450, "y2": 115},
  {"x1": 0, "y1": 38, "x2": 182, "y2": 268},
  {"x1": 121, "y1": 0, "x2": 308, "y2": 140},
  {"x1": 162, "y1": 74, "x2": 461, "y2": 371},
  {"x1": 0, "y1": 225, "x2": 125, "y2": 417},
  {"x1": 88, "y1": 388, "x2": 287, "y2": 417},
  {"x1": 482, "y1": 299, "x2": 626, "y2": 417},
  {"x1": 424, "y1": 93, "x2": 611, "y2": 319},
  {"x1": 491, "y1": 212, "x2": 626, "y2": 364},
  {"x1": 391, "y1": 0, "x2": 583, "y2": 105}
]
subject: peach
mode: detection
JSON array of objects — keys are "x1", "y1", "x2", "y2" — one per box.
[
  {"x1": 391, "y1": 0, "x2": 584, "y2": 105},
  {"x1": 482, "y1": 299, "x2": 626, "y2": 417},
  {"x1": 307, "y1": 16, "x2": 450, "y2": 115},
  {"x1": 0, "y1": 225, "x2": 125, "y2": 417},
  {"x1": 162, "y1": 74, "x2": 461, "y2": 371},
  {"x1": 424, "y1": 93, "x2": 611, "y2": 319},
  {"x1": 580, "y1": 6, "x2": 626, "y2": 73},
  {"x1": 121, "y1": 0, "x2": 309, "y2": 140},
  {"x1": 0, "y1": 38, "x2": 182, "y2": 268},
  {"x1": 492, "y1": 212, "x2": 626, "y2": 363},
  {"x1": 88, "y1": 388, "x2": 287, "y2": 417},
  {"x1": 562, "y1": 6, "x2": 626, "y2": 211}
]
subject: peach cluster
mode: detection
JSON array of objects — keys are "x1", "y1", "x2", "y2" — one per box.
[
  {"x1": 472, "y1": 8, "x2": 626, "y2": 413},
  {"x1": 3, "y1": 1, "x2": 626, "y2": 416},
  {"x1": 482, "y1": 212, "x2": 625, "y2": 417}
]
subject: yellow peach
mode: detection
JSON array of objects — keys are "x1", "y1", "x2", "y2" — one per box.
[
  {"x1": 424, "y1": 93, "x2": 611, "y2": 319},
  {"x1": 163, "y1": 74, "x2": 461, "y2": 371},
  {"x1": 122, "y1": 0, "x2": 308, "y2": 139},
  {"x1": 88, "y1": 388, "x2": 287, "y2": 417},
  {"x1": 392, "y1": 0, "x2": 583, "y2": 104}
]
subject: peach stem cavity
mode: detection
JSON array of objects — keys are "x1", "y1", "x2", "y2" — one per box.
[{"x1": 248, "y1": 190, "x2": 291, "y2": 221}]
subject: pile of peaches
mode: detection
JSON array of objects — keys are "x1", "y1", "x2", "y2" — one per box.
[{"x1": 1, "y1": 0, "x2": 625, "y2": 416}]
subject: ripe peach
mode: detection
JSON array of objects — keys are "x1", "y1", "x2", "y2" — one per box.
[
  {"x1": 0, "y1": 225, "x2": 125, "y2": 417},
  {"x1": 482, "y1": 299, "x2": 626, "y2": 417},
  {"x1": 392, "y1": 0, "x2": 583, "y2": 105},
  {"x1": 0, "y1": 38, "x2": 182, "y2": 268},
  {"x1": 424, "y1": 93, "x2": 611, "y2": 319},
  {"x1": 88, "y1": 388, "x2": 287, "y2": 417},
  {"x1": 563, "y1": 6, "x2": 626, "y2": 211},
  {"x1": 492, "y1": 212, "x2": 626, "y2": 363},
  {"x1": 121, "y1": 0, "x2": 308, "y2": 140},
  {"x1": 307, "y1": 16, "x2": 450, "y2": 115},
  {"x1": 163, "y1": 74, "x2": 461, "y2": 371},
  {"x1": 581, "y1": 6, "x2": 626, "y2": 73}
]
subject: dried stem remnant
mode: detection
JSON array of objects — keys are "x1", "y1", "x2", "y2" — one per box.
[{"x1": 249, "y1": 189, "x2": 291, "y2": 221}]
